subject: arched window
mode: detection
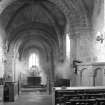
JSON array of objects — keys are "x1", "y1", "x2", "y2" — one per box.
[
  {"x1": 66, "y1": 33, "x2": 70, "y2": 58},
  {"x1": 29, "y1": 53, "x2": 39, "y2": 69}
]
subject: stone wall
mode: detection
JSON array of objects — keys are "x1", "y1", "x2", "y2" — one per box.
[
  {"x1": 76, "y1": 30, "x2": 93, "y2": 63},
  {"x1": 77, "y1": 62, "x2": 105, "y2": 87},
  {"x1": 73, "y1": 0, "x2": 104, "y2": 86},
  {"x1": 75, "y1": 0, "x2": 104, "y2": 63},
  {"x1": 0, "y1": 23, "x2": 7, "y2": 79},
  {"x1": 92, "y1": 0, "x2": 105, "y2": 62}
]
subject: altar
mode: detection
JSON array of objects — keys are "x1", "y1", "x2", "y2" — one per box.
[
  {"x1": 27, "y1": 76, "x2": 41, "y2": 86},
  {"x1": 27, "y1": 66, "x2": 41, "y2": 86}
]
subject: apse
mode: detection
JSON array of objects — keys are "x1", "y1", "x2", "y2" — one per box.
[{"x1": 17, "y1": 41, "x2": 49, "y2": 86}]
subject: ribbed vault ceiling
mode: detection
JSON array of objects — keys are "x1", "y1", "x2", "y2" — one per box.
[{"x1": 0, "y1": 0, "x2": 95, "y2": 60}]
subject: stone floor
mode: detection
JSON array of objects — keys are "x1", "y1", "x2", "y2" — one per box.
[{"x1": 0, "y1": 91, "x2": 52, "y2": 105}]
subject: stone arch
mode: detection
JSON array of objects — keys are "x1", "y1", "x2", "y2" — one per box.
[
  {"x1": 49, "y1": 0, "x2": 89, "y2": 35},
  {"x1": 80, "y1": 68, "x2": 90, "y2": 86},
  {"x1": 0, "y1": 0, "x2": 89, "y2": 40},
  {"x1": 79, "y1": 68, "x2": 87, "y2": 86},
  {"x1": 93, "y1": 68, "x2": 103, "y2": 86}
]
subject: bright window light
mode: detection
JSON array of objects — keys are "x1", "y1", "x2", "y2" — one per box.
[
  {"x1": 29, "y1": 53, "x2": 39, "y2": 69},
  {"x1": 66, "y1": 33, "x2": 70, "y2": 58}
]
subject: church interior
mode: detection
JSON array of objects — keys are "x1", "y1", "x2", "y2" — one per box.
[{"x1": 0, "y1": 0, "x2": 104, "y2": 105}]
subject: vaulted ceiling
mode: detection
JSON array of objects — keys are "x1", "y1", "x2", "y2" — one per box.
[{"x1": 0, "y1": 0, "x2": 95, "y2": 60}]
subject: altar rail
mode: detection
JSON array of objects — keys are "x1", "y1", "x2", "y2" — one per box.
[
  {"x1": 53, "y1": 87, "x2": 105, "y2": 105},
  {"x1": 77, "y1": 62, "x2": 105, "y2": 86}
]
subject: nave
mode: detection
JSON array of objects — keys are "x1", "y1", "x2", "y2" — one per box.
[{"x1": 0, "y1": 0, "x2": 104, "y2": 105}]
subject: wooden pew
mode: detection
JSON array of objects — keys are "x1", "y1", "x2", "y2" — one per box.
[{"x1": 53, "y1": 86, "x2": 105, "y2": 105}]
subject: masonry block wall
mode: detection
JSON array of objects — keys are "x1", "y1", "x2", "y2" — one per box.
[
  {"x1": 75, "y1": 0, "x2": 104, "y2": 86},
  {"x1": 75, "y1": 0, "x2": 104, "y2": 63},
  {"x1": 0, "y1": 24, "x2": 7, "y2": 79},
  {"x1": 76, "y1": 30, "x2": 93, "y2": 63},
  {"x1": 92, "y1": 0, "x2": 104, "y2": 62}
]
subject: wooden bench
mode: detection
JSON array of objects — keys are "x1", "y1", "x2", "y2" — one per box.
[{"x1": 53, "y1": 86, "x2": 105, "y2": 105}]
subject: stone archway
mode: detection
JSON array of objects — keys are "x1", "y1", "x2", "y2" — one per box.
[{"x1": 93, "y1": 68, "x2": 103, "y2": 86}]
